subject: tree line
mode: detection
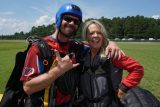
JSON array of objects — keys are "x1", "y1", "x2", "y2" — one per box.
[{"x1": 0, "y1": 15, "x2": 160, "y2": 40}]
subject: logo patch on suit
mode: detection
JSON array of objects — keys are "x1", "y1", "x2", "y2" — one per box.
[{"x1": 23, "y1": 67, "x2": 35, "y2": 77}]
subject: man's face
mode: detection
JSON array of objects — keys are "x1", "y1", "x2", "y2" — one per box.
[{"x1": 60, "y1": 14, "x2": 81, "y2": 37}]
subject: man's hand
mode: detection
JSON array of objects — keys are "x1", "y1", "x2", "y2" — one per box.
[
  {"x1": 105, "y1": 41, "x2": 125, "y2": 60},
  {"x1": 52, "y1": 50, "x2": 79, "y2": 74}
]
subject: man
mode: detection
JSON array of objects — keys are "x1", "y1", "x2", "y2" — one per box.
[{"x1": 20, "y1": 3, "x2": 124, "y2": 107}]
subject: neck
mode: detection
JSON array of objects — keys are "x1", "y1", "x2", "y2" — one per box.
[
  {"x1": 52, "y1": 29, "x2": 69, "y2": 43},
  {"x1": 90, "y1": 48, "x2": 100, "y2": 61}
]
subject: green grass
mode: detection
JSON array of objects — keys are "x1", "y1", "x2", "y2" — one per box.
[
  {"x1": 0, "y1": 40, "x2": 160, "y2": 100},
  {"x1": 118, "y1": 42, "x2": 160, "y2": 100},
  {"x1": 0, "y1": 40, "x2": 27, "y2": 92}
]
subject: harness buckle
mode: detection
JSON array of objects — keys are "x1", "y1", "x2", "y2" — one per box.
[{"x1": 43, "y1": 59, "x2": 49, "y2": 65}]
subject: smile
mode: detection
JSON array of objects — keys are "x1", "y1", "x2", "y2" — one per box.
[{"x1": 91, "y1": 38, "x2": 100, "y2": 43}]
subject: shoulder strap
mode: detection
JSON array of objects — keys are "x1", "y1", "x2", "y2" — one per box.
[
  {"x1": 26, "y1": 36, "x2": 55, "y2": 107},
  {"x1": 106, "y1": 59, "x2": 124, "y2": 107},
  {"x1": 27, "y1": 36, "x2": 54, "y2": 72}
]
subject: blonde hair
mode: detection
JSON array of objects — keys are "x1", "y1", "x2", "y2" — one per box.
[{"x1": 82, "y1": 20, "x2": 109, "y2": 57}]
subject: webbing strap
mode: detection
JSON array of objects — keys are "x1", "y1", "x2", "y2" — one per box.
[
  {"x1": 43, "y1": 59, "x2": 59, "y2": 107},
  {"x1": 27, "y1": 36, "x2": 54, "y2": 107},
  {"x1": 44, "y1": 87, "x2": 50, "y2": 107}
]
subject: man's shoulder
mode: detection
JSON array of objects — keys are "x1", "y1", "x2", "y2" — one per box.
[
  {"x1": 69, "y1": 39, "x2": 81, "y2": 45},
  {"x1": 69, "y1": 40, "x2": 89, "y2": 57},
  {"x1": 44, "y1": 35, "x2": 56, "y2": 43},
  {"x1": 43, "y1": 35, "x2": 60, "y2": 49},
  {"x1": 70, "y1": 40, "x2": 89, "y2": 47},
  {"x1": 69, "y1": 40, "x2": 89, "y2": 49}
]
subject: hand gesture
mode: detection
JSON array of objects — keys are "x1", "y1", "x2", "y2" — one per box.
[{"x1": 51, "y1": 50, "x2": 79, "y2": 75}]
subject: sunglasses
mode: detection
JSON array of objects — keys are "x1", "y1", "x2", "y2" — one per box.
[{"x1": 63, "y1": 15, "x2": 81, "y2": 25}]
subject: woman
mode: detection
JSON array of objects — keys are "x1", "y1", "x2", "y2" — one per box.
[{"x1": 78, "y1": 20, "x2": 144, "y2": 107}]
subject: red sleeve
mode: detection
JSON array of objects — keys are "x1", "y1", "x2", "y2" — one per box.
[
  {"x1": 20, "y1": 44, "x2": 41, "y2": 81},
  {"x1": 112, "y1": 55, "x2": 144, "y2": 89}
]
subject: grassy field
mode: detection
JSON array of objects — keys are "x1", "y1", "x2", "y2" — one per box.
[
  {"x1": 0, "y1": 40, "x2": 160, "y2": 100},
  {"x1": 0, "y1": 40, "x2": 27, "y2": 92}
]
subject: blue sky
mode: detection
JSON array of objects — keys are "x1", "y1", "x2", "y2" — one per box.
[{"x1": 0, "y1": 0, "x2": 160, "y2": 35}]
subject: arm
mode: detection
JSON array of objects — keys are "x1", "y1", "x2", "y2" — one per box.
[
  {"x1": 82, "y1": 40, "x2": 124, "y2": 60},
  {"x1": 112, "y1": 55, "x2": 144, "y2": 98},
  {"x1": 22, "y1": 47, "x2": 79, "y2": 95},
  {"x1": 105, "y1": 41, "x2": 125, "y2": 60}
]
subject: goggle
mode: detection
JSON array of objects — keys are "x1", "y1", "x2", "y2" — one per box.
[{"x1": 63, "y1": 15, "x2": 81, "y2": 25}]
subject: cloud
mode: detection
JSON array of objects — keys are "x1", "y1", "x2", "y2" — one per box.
[
  {"x1": 30, "y1": 6, "x2": 47, "y2": 15},
  {"x1": 34, "y1": 15, "x2": 54, "y2": 27},
  {"x1": 0, "y1": 17, "x2": 33, "y2": 35},
  {"x1": 0, "y1": 15, "x2": 55, "y2": 35},
  {"x1": 152, "y1": 15, "x2": 160, "y2": 19}
]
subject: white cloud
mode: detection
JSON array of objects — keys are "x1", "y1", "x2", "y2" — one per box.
[
  {"x1": 0, "y1": 17, "x2": 32, "y2": 35},
  {"x1": 152, "y1": 15, "x2": 160, "y2": 19},
  {"x1": 34, "y1": 15, "x2": 54, "y2": 27},
  {"x1": 30, "y1": 6, "x2": 47, "y2": 15},
  {"x1": 0, "y1": 15, "x2": 55, "y2": 35}
]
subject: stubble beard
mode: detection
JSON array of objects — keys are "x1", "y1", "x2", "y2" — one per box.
[{"x1": 59, "y1": 26, "x2": 77, "y2": 38}]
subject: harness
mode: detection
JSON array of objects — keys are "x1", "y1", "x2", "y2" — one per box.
[
  {"x1": 75, "y1": 52, "x2": 120, "y2": 107},
  {"x1": 45, "y1": 36, "x2": 88, "y2": 106}
]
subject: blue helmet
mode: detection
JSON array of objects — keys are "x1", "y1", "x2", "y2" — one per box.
[{"x1": 56, "y1": 3, "x2": 82, "y2": 29}]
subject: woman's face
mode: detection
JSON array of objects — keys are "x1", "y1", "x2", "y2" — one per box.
[{"x1": 87, "y1": 23, "x2": 103, "y2": 51}]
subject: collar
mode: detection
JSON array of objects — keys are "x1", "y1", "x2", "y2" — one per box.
[{"x1": 49, "y1": 35, "x2": 69, "y2": 46}]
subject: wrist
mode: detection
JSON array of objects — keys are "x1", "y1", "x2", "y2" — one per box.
[
  {"x1": 48, "y1": 65, "x2": 63, "y2": 81},
  {"x1": 119, "y1": 83, "x2": 130, "y2": 93}
]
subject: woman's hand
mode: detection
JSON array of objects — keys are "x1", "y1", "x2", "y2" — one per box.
[{"x1": 117, "y1": 89, "x2": 126, "y2": 99}]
